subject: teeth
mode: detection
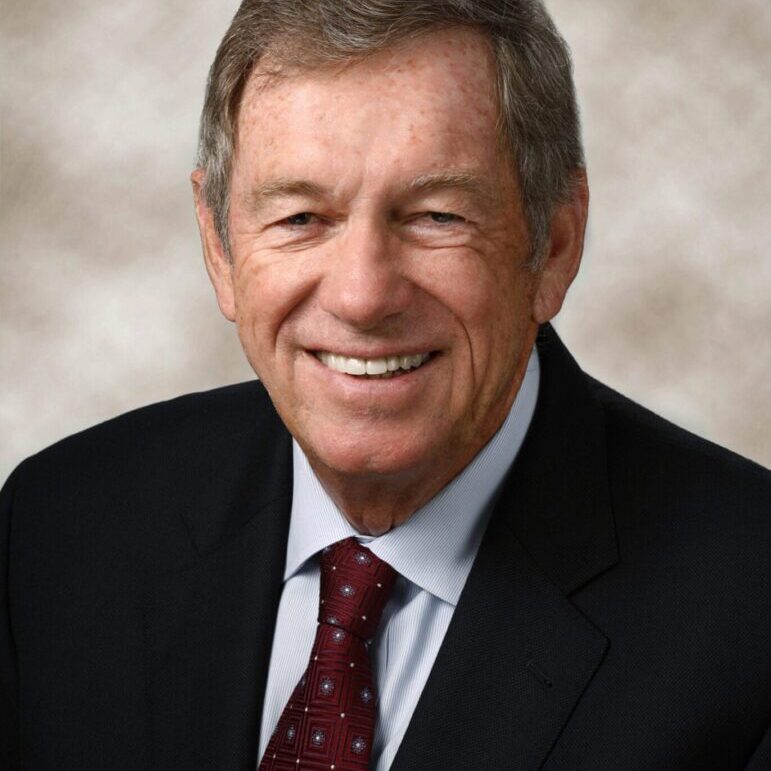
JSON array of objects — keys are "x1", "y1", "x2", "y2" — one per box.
[
  {"x1": 365, "y1": 358, "x2": 388, "y2": 375},
  {"x1": 345, "y1": 357, "x2": 366, "y2": 376},
  {"x1": 316, "y1": 351, "x2": 431, "y2": 377}
]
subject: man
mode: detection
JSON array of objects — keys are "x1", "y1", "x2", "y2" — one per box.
[{"x1": 1, "y1": 1, "x2": 768, "y2": 769}]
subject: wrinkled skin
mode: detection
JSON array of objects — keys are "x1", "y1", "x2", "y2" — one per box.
[{"x1": 193, "y1": 28, "x2": 588, "y2": 534}]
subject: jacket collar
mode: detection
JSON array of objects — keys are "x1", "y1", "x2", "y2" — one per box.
[{"x1": 506, "y1": 323, "x2": 618, "y2": 596}]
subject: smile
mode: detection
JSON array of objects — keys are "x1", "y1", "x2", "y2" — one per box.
[{"x1": 314, "y1": 351, "x2": 433, "y2": 378}]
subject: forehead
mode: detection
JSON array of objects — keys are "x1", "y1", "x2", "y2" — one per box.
[{"x1": 233, "y1": 28, "x2": 504, "y2": 186}]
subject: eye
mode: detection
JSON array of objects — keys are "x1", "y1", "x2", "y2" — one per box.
[
  {"x1": 424, "y1": 211, "x2": 464, "y2": 225},
  {"x1": 281, "y1": 212, "x2": 317, "y2": 227}
]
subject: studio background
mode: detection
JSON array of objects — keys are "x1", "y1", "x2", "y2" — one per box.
[{"x1": 2, "y1": 0, "x2": 770, "y2": 482}]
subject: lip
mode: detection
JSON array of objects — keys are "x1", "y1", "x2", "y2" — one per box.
[{"x1": 303, "y1": 348, "x2": 441, "y2": 398}]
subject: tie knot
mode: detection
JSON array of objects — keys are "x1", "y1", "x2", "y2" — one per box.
[{"x1": 318, "y1": 537, "x2": 397, "y2": 640}]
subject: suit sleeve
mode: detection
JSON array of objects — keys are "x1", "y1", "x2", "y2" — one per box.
[{"x1": 0, "y1": 464, "x2": 21, "y2": 769}]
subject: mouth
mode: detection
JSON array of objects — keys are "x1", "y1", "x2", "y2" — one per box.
[{"x1": 313, "y1": 350, "x2": 436, "y2": 379}]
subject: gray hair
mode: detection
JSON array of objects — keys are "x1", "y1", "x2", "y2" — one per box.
[{"x1": 197, "y1": 0, "x2": 584, "y2": 268}]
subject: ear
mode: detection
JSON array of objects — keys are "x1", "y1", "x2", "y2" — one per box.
[
  {"x1": 191, "y1": 168, "x2": 236, "y2": 322},
  {"x1": 532, "y1": 170, "x2": 589, "y2": 325}
]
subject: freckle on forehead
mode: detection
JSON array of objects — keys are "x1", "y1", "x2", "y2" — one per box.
[{"x1": 234, "y1": 27, "x2": 502, "y2": 186}]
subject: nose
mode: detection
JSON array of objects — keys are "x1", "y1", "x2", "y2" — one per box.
[{"x1": 318, "y1": 220, "x2": 412, "y2": 331}]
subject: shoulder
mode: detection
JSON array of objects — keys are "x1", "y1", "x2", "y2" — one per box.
[
  {"x1": 589, "y1": 375, "x2": 769, "y2": 506},
  {"x1": 16, "y1": 379, "x2": 277, "y2": 479},
  {"x1": 1, "y1": 381, "x2": 286, "y2": 568},
  {"x1": 586, "y1": 374, "x2": 769, "y2": 583}
]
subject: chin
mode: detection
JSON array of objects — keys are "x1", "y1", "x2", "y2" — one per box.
[{"x1": 305, "y1": 429, "x2": 436, "y2": 480}]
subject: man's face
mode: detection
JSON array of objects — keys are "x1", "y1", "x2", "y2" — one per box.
[{"x1": 203, "y1": 29, "x2": 549, "y2": 489}]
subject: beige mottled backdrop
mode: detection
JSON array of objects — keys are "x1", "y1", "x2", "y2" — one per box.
[{"x1": 2, "y1": 1, "x2": 770, "y2": 482}]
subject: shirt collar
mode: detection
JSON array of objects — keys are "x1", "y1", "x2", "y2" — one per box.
[{"x1": 285, "y1": 347, "x2": 540, "y2": 605}]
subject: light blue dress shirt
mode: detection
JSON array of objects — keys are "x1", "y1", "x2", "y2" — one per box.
[{"x1": 258, "y1": 348, "x2": 540, "y2": 769}]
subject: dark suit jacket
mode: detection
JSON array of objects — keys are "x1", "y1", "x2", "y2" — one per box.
[{"x1": 1, "y1": 325, "x2": 769, "y2": 770}]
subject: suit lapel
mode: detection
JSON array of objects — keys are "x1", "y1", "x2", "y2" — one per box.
[
  {"x1": 392, "y1": 325, "x2": 618, "y2": 770},
  {"x1": 144, "y1": 389, "x2": 293, "y2": 771},
  {"x1": 390, "y1": 529, "x2": 609, "y2": 770}
]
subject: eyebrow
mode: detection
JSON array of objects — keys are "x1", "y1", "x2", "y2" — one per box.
[
  {"x1": 246, "y1": 169, "x2": 494, "y2": 211},
  {"x1": 245, "y1": 178, "x2": 330, "y2": 210},
  {"x1": 404, "y1": 170, "x2": 492, "y2": 202}
]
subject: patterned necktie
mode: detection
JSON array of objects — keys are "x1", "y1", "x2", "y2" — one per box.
[{"x1": 259, "y1": 537, "x2": 397, "y2": 771}]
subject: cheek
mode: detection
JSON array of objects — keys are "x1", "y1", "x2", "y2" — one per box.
[
  {"x1": 420, "y1": 251, "x2": 522, "y2": 352},
  {"x1": 231, "y1": 251, "x2": 317, "y2": 361},
  {"x1": 424, "y1": 253, "x2": 534, "y2": 419}
]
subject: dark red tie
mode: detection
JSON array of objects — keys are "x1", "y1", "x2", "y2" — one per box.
[{"x1": 259, "y1": 537, "x2": 397, "y2": 771}]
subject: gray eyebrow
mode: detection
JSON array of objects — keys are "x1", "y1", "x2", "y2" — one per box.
[
  {"x1": 408, "y1": 170, "x2": 484, "y2": 194},
  {"x1": 246, "y1": 178, "x2": 331, "y2": 210}
]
